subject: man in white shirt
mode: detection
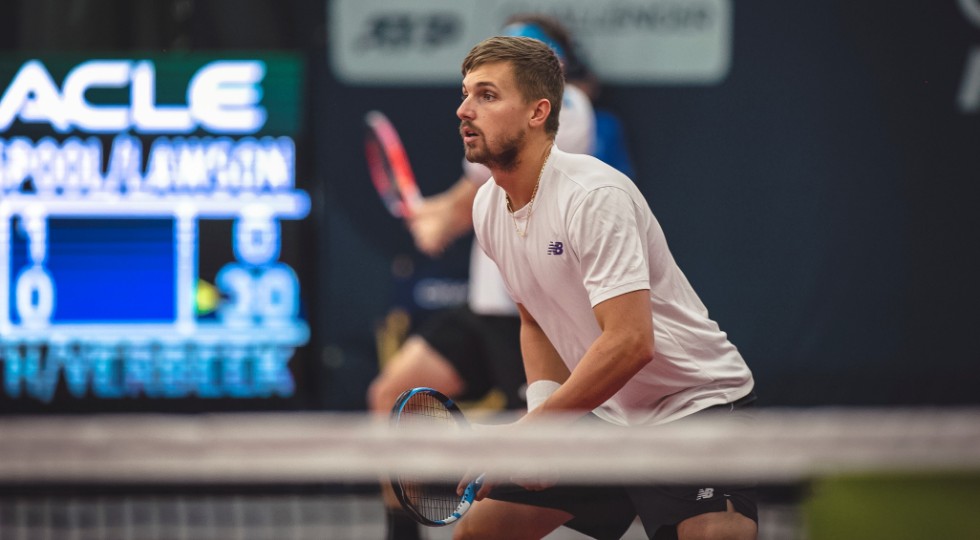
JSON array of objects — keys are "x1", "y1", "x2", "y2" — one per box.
[
  {"x1": 454, "y1": 36, "x2": 759, "y2": 540},
  {"x1": 366, "y1": 16, "x2": 600, "y2": 540}
]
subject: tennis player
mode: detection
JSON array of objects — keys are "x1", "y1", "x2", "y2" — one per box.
[
  {"x1": 368, "y1": 16, "x2": 602, "y2": 540},
  {"x1": 368, "y1": 15, "x2": 596, "y2": 417},
  {"x1": 454, "y1": 36, "x2": 759, "y2": 540}
]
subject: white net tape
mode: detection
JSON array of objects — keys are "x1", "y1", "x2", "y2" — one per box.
[{"x1": 1, "y1": 407, "x2": 978, "y2": 485}]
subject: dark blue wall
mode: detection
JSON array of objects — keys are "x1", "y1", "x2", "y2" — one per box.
[{"x1": 312, "y1": 1, "x2": 980, "y2": 408}]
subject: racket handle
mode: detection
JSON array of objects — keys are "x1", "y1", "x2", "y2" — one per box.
[
  {"x1": 462, "y1": 473, "x2": 486, "y2": 500},
  {"x1": 444, "y1": 473, "x2": 486, "y2": 525}
]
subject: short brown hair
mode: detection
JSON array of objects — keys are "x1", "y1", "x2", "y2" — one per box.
[{"x1": 461, "y1": 36, "x2": 563, "y2": 136}]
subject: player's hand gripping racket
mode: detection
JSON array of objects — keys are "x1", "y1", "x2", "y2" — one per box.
[
  {"x1": 364, "y1": 110, "x2": 423, "y2": 219},
  {"x1": 389, "y1": 387, "x2": 485, "y2": 526}
]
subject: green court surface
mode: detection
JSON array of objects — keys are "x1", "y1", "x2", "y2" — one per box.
[{"x1": 805, "y1": 472, "x2": 980, "y2": 540}]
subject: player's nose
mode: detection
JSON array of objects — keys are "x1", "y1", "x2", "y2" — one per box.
[{"x1": 457, "y1": 97, "x2": 474, "y2": 121}]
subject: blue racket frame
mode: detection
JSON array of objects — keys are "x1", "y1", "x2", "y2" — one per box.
[{"x1": 389, "y1": 387, "x2": 484, "y2": 526}]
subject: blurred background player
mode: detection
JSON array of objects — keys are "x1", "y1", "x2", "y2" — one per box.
[{"x1": 365, "y1": 13, "x2": 633, "y2": 540}]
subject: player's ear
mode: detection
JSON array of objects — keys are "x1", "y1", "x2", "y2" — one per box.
[{"x1": 528, "y1": 98, "x2": 551, "y2": 129}]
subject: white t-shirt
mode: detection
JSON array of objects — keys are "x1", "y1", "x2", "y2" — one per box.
[
  {"x1": 473, "y1": 147, "x2": 754, "y2": 426},
  {"x1": 466, "y1": 84, "x2": 595, "y2": 315}
]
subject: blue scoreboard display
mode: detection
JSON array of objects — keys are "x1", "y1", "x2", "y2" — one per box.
[{"x1": 0, "y1": 53, "x2": 311, "y2": 410}]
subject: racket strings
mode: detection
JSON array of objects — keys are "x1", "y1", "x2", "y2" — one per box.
[
  {"x1": 364, "y1": 111, "x2": 421, "y2": 218},
  {"x1": 395, "y1": 392, "x2": 466, "y2": 523},
  {"x1": 364, "y1": 136, "x2": 402, "y2": 215},
  {"x1": 400, "y1": 393, "x2": 455, "y2": 425},
  {"x1": 402, "y1": 482, "x2": 460, "y2": 521}
]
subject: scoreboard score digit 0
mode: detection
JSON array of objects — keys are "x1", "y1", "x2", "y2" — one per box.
[{"x1": 0, "y1": 53, "x2": 311, "y2": 409}]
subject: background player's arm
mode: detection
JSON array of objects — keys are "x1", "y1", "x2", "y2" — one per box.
[
  {"x1": 524, "y1": 290, "x2": 654, "y2": 419},
  {"x1": 408, "y1": 160, "x2": 492, "y2": 257},
  {"x1": 407, "y1": 175, "x2": 480, "y2": 257}
]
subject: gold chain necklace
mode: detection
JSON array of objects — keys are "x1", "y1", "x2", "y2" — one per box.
[{"x1": 505, "y1": 148, "x2": 551, "y2": 237}]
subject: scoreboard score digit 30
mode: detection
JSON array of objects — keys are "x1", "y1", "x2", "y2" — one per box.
[{"x1": 0, "y1": 53, "x2": 312, "y2": 408}]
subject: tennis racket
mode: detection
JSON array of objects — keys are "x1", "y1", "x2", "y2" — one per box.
[
  {"x1": 389, "y1": 387, "x2": 485, "y2": 526},
  {"x1": 364, "y1": 110, "x2": 423, "y2": 219}
]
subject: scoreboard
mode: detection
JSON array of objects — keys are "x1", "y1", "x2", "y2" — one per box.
[{"x1": 0, "y1": 54, "x2": 311, "y2": 410}]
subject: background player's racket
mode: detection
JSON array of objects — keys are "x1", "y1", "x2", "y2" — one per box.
[
  {"x1": 364, "y1": 110, "x2": 423, "y2": 219},
  {"x1": 389, "y1": 387, "x2": 485, "y2": 526}
]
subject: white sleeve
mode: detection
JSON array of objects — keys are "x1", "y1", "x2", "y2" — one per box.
[
  {"x1": 569, "y1": 187, "x2": 650, "y2": 307},
  {"x1": 554, "y1": 84, "x2": 595, "y2": 156}
]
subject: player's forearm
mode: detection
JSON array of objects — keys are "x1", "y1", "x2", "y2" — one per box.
[
  {"x1": 422, "y1": 175, "x2": 477, "y2": 242},
  {"x1": 444, "y1": 176, "x2": 479, "y2": 235},
  {"x1": 532, "y1": 328, "x2": 653, "y2": 417},
  {"x1": 525, "y1": 290, "x2": 655, "y2": 418},
  {"x1": 409, "y1": 176, "x2": 479, "y2": 255}
]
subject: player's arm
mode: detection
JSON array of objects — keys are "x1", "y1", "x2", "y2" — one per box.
[
  {"x1": 467, "y1": 303, "x2": 570, "y2": 499},
  {"x1": 407, "y1": 175, "x2": 480, "y2": 257},
  {"x1": 469, "y1": 295, "x2": 650, "y2": 498},
  {"x1": 524, "y1": 289, "x2": 654, "y2": 419}
]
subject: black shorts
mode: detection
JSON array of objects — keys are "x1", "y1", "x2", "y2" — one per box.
[
  {"x1": 415, "y1": 306, "x2": 525, "y2": 409},
  {"x1": 488, "y1": 393, "x2": 760, "y2": 539}
]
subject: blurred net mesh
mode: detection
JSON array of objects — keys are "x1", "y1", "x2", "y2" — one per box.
[{"x1": 0, "y1": 408, "x2": 978, "y2": 540}]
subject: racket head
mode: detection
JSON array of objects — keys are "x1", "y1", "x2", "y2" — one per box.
[
  {"x1": 363, "y1": 110, "x2": 422, "y2": 219},
  {"x1": 389, "y1": 387, "x2": 477, "y2": 526}
]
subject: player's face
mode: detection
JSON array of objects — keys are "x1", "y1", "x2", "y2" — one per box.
[{"x1": 457, "y1": 62, "x2": 530, "y2": 171}]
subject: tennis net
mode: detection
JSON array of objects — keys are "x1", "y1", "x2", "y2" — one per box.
[{"x1": 1, "y1": 407, "x2": 977, "y2": 539}]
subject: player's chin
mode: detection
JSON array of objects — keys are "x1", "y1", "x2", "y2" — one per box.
[{"x1": 463, "y1": 147, "x2": 486, "y2": 165}]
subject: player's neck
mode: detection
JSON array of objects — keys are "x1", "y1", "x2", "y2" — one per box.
[{"x1": 493, "y1": 139, "x2": 553, "y2": 210}]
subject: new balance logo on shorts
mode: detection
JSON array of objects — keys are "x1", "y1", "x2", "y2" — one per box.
[
  {"x1": 547, "y1": 241, "x2": 564, "y2": 255},
  {"x1": 696, "y1": 488, "x2": 714, "y2": 501}
]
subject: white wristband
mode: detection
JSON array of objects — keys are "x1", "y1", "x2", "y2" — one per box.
[{"x1": 525, "y1": 380, "x2": 561, "y2": 412}]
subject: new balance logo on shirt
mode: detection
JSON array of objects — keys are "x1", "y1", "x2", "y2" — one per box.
[
  {"x1": 547, "y1": 241, "x2": 564, "y2": 255},
  {"x1": 696, "y1": 488, "x2": 714, "y2": 501}
]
